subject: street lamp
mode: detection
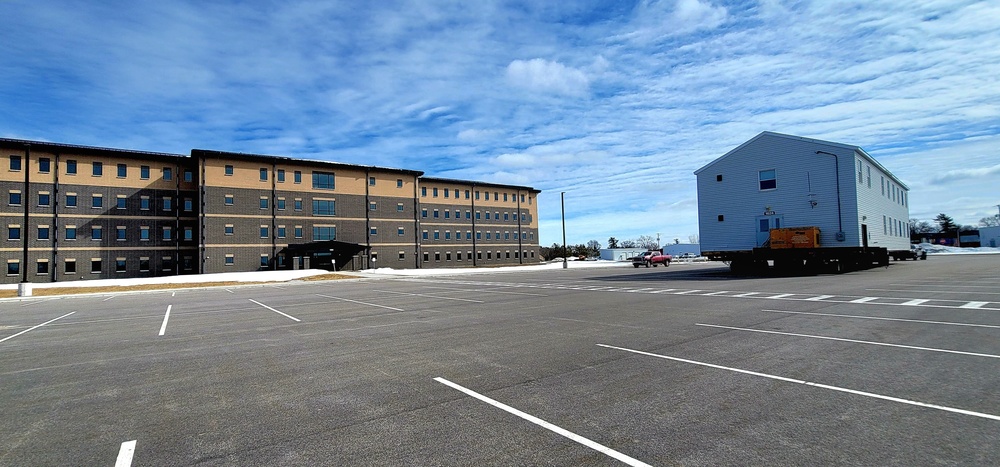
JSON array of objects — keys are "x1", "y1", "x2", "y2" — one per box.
[{"x1": 561, "y1": 192, "x2": 567, "y2": 269}]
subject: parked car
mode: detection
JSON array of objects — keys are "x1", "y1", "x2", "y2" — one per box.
[
  {"x1": 678, "y1": 253, "x2": 698, "y2": 259},
  {"x1": 892, "y1": 245, "x2": 927, "y2": 261},
  {"x1": 632, "y1": 251, "x2": 672, "y2": 268}
]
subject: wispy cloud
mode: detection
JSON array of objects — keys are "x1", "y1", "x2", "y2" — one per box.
[{"x1": 3, "y1": 0, "x2": 999, "y2": 244}]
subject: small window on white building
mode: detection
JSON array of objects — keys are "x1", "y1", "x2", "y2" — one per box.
[{"x1": 758, "y1": 169, "x2": 776, "y2": 190}]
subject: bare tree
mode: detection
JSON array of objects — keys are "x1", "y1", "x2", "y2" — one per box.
[
  {"x1": 620, "y1": 239, "x2": 637, "y2": 248},
  {"x1": 910, "y1": 219, "x2": 936, "y2": 234},
  {"x1": 688, "y1": 234, "x2": 700, "y2": 244},
  {"x1": 980, "y1": 215, "x2": 1000, "y2": 227},
  {"x1": 586, "y1": 240, "x2": 601, "y2": 254},
  {"x1": 636, "y1": 235, "x2": 659, "y2": 250},
  {"x1": 607, "y1": 237, "x2": 619, "y2": 249}
]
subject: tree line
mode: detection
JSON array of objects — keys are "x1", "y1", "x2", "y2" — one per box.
[
  {"x1": 910, "y1": 212, "x2": 999, "y2": 236},
  {"x1": 541, "y1": 234, "x2": 701, "y2": 260}
]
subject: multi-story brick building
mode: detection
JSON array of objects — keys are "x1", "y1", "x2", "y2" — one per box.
[{"x1": 1, "y1": 138, "x2": 540, "y2": 284}]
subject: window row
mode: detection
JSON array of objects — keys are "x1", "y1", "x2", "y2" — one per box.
[
  {"x1": 6, "y1": 256, "x2": 192, "y2": 276},
  {"x1": 6, "y1": 224, "x2": 193, "y2": 241},
  {"x1": 420, "y1": 208, "x2": 532, "y2": 222},
  {"x1": 420, "y1": 187, "x2": 531, "y2": 204},
  {"x1": 415, "y1": 249, "x2": 537, "y2": 262},
  {"x1": 7, "y1": 191, "x2": 191, "y2": 211},
  {"x1": 879, "y1": 175, "x2": 907, "y2": 206},
  {"x1": 7, "y1": 156, "x2": 189, "y2": 181},
  {"x1": 884, "y1": 216, "x2": 909, "y2": 238},
  {"x1": 420, "y1": 230, "x2": 534, "y2": 241},
  {"x1": 238, "y1": 166, "x2": 406, "y2": 190}
]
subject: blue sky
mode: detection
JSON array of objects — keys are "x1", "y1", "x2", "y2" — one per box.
[{"x1": 3, "y1": 0, "x2": 999, "y2": 247}]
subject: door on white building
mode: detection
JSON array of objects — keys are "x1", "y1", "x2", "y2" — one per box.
[{"x1": 756, "y1": 215, "x2": 783, "y2": 247}]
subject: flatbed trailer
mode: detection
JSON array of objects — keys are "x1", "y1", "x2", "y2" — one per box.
[{"x1": 703, "y1": 246, "x2": 889, "y2": 274}]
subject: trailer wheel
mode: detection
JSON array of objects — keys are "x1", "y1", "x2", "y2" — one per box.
[
  {"x1": 633, "y1": 264, "x2": 640, "y2": 268},
  {"x1": 645, "y1": 261, "x2": 650, "y2": 268}
]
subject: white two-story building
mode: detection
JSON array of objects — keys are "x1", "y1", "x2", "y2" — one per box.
[{"x1": 695, "y1": 132, "x2": 911, "y2": 254}]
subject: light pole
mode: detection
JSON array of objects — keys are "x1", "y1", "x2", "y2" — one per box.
[{"x1": 561, "y1": 192, "x2": 567, "y2": 269}]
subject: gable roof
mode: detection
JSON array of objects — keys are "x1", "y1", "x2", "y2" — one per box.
[{"x1": 694, "y1": 131, "x2": 908, "y2": 189}]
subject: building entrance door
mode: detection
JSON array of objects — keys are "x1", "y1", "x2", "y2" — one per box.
[{"x1": 756, "y1": 215, "x2": 784, "y2": 247}]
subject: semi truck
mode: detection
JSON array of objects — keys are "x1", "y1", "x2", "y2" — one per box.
[{"x1": 702, "y1": 226, "x2": 889, "y2": 274}]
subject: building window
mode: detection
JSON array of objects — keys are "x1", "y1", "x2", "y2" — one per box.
[
  {"x1": 162, "y1": 257, "x2": 174, "y2": 272},
  {"x1": 225, "y1": 165, "x2": 234, "y2": 175},
  {"x1": 465, "y1": 190, "x2": 470, "y2": 199},
  {"x1": 277, "y1": 198, "x2": 286, "y2": 210},
  {"x1": 397, "y1": 179, "x2": 403, "y2": 188},
  {"x1": 139, "y1": 257, "x2": 150, "y2": 272},
  {"x1": 116, "y1": 226, "x2": 126, "y2": 240},
  {"x1": 313, "y1": 172, "x2": 335, "y2": 189},
  {"x1": 294, "y1": 198, "x2": 302, "y2": 211},
  {"x1": 38, "y1": 226, "x2": 49, "y2": 240},
  {"x1": 9, "y1": 155, "x2": 21, "y2": 171},
  {"x1": 758, "y1": 169, "x2": 776, "y2": 190},
  {"x1": 92, "y1": 161, "x2": 103, "y2": 176},
  {"x1": 38, "y1": 192, "x2": 50, "y2": 207},
  {"x1": 277, "y1": 226, "x2": 286, "y2": 238},
  {"x1": 64, "y1": 259, "x2": 76, "y2": 274},
  {"x1": 398, "y1": 227, "x2": 405, "y2": 236},
  {"x1": 435, "y1": 252, "x2": 441, "y2": 261},
  {"x1": 140, "y1": 226, "x2": 150, "y2": 240},
  {"x1": 259, "y1": 197, "x2": 269, "y2": 209},
  {"x1": 398, "y1": 251, "x2": 405, "y2": 260},
  {"x1": 260, "y1": 226, "x2": 269, "y2": 238},
  {"x1": 294, "y1": 226, "x2": 303, "y2": 238},
  {"x1": 422, "y1": 231, "x2": 428, "y2": 240},
  {"x1": 183, "y1": 227, "x2": 193, "y2": 241},
  {"x1": 277, "y1": 169, "x2": 285, "y2": 182},
  {"x1": 423, "y1": 252, "x2": 429, "y2": 262},
  {"x1": 370, "y1": 202, "x2": 377, "y2": 211},
  {"x1": 8, "y1": 225, "x2": 21, "y2": 240},
  {"x1": 866, "y1": 166, "x2": 871, "y2": 188},
  {"x1": 225, "y1": 255, "x2": 234, "y2": 266},
  {"x1": 140, "y1": 165, "x2": 150, "y2": 179},
  {"x1": 163, "y1": 227, "x2": 172, "y2": 240},
  {"x1": 397, "y1": 203, "x2": 404, "y2": 212},
  {"x1": 260, "y1": 168, "x2": 268, "y2": 181},
  {"x1": 116, "y1": 259, "x2": 127, "y2": 273},
  {"x1": 369, "y1": 176, "x2": 376, "y2": 186},
  {"x1": 857, "y1": 160, "x2": 863, "y2": 183},
  {"x1": 444, "y1": 210, "x2": 450, "y2": 219},
  {"x1": 182, "y1": 169, "x2": 192, "y2": 182},
  {"x1": 260, "y1": 255, "x2": 269, "y2": 268},
  {"x1": 421, "y1": 187, "x2": 427, "y2": 197},
  {"x1": 39, "y1": 157, "x2": 51, "y2": 173},
  {"x1": 36, "y1": 260, "x2": 48, "y2": 275},
  {"x1": 66, "y1": 159, "x2": 77, "y2": 174},
  {"x1": 140, "y1": 196, "x2": 150, "y2": 210},
  {"x1": 163, "y1": 197, "x2": 172, "y2": 211},
  {"x1": 65, "y1": 226, "x2": 76, "y2": 240},
  {"x1": 294, "y1": 171, "x2": 302, "y2": 183},
  {"x1": 421, "y1": 209, "x2": 428, "y2": 218},
  {"x1": 433, "y1": 209, "x2": 439, "y2": 218},
  {"x1": 370, "y1": 227, "x2": 377, "y2": 236},
  {"x1": 117, "y1": 164, "x2": 127, "y2": 178},
  {"x1": 312, "y1": 199, "x2": 336, "y2": 216},
  {"x1": 225, "y1": 195, "x2": 234, "y2": 206},
  {"x1": 434, "y1": 231, "x2": 440, "y2": 240},
  {"x1": 92, "y1": 195, "x2": 103, "y2": 208},
  {"x1": 163, "y1": 167, "x2": 172, "y2": 180},
  {"x1": 444, "y1": 189, "x2": 449, "y2": 198},
  {"x1": 7, "y1": 260, "x2": 19, "y2": 275},
  {"x1": 313, "y1": 226, "x2": 336, "y2": 241},
  {"x1": 184, "y1": 198, "x2": 193, "y2": 211},
  {"x1": 225, "y1": 225, "x2": 234, "y2": 235},
  {"x1": 116, "y1": 196, "x2": 126, "y2": 209},
  {"x1": 433, "y1": 187, "x2": 438, "y2": 197},
  {"x1": 91, "y1": 259, "x2": 102, "y2": 273}
]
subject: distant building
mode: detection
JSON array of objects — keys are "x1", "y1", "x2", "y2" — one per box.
[
  {"x1": 980, "y1": 226, "x2": 1000, "y2": 248},
  {"x1": 695, "y1": 132, "x2": 910, "y2": 254},
  {"x1": 0, "y1": 138, "x2": 540, "y2": 283}
]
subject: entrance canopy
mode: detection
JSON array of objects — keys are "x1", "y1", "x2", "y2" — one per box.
[{"x1": 279, "y1": 240, "x2": 369, "y2": 271}]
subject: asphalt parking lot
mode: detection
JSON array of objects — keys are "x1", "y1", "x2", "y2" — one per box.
[{"x1": 2, "y1": 255, "x2": 999, "y2": 466}]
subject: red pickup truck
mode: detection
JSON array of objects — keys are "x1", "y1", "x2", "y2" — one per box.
[{"x1": 632, "y1": 251, "x2": 672, "y2": 268}]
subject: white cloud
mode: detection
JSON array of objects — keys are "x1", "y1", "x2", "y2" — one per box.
[{"x1": 505, "y1": 58, "x2": 590, "y2": 96}]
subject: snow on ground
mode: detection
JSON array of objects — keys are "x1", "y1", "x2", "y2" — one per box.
[{"x1": 4, "y1": 245, "x2": 996, "y2": 291}]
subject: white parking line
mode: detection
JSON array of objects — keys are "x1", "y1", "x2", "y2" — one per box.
[
  {"x1": 598, "y1": 344, "x2": 1000, "y2": 422},
  {"x1": 158, "y1": 305, "x2": 172, "y2": 336},
  {"x1": 248, "y1": 299, "x2": 301, "y2": 322},
  {"x1": 696, "y1": 323, "x2": 1000, "y2": 360},
  {"x1": 761, "y1": 309, "x2": 1000, "y2": 330},
  {"x1": 901, "y1": 299, "x2": 929, "y2": 306},
  {"x1": 674, "y1": 290, "x2": 702, "y2": 295},
  {"x1": 805, "y1": 295, "x2": 834, "y2": 301},
  {"x1": 0, "y1": 312, "x2": 75, "y2": 344},
  {"x1": 733, "y1": 292, "x2": 759, "y2": 297},
  {"x1": 103, "y1": 296, "x2": 116, "y2": 301},
  {"x1": 768, "y1": 294, "x2": 794, "y2": 299},
  {"x1": 375, "y1": 290, "x2": 484, "y2": 303},
  {"x1": 115, "y1": 440, "x2": 136, "y2": 467},
  {"x1": 960, "y1": 302, "x2": 989, "y2": 309},
  {"x1": 316, "y1": 294, "x2": 404, "y2": 311},
  {"x1": 850, "y1": 297, "x2": 878, "y2": 303},
  {"x1": 434, "y1": 377, "x2": 653, "y2": 467}
]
